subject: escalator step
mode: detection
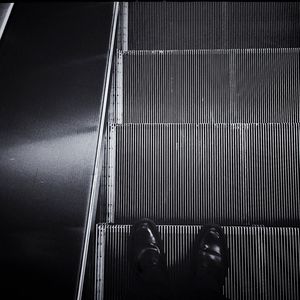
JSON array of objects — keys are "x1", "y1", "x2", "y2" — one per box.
[
  {"x1": 96, "y1": 224, "x2": 300, "y2": 300},
  {"x1": 112, "y1": 123, "x2": 300, "y2": 225},
  {"x1": 122, "y1": 49, "x2": 300, "y2": 123},
  {"x1": 126, "y1": 2, "x2": 300, "y2": 50}
]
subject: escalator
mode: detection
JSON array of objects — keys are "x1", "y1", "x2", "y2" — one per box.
[
  {"x1": 96, "y1": 3, "x2": 300, "y2": 300},
  {"x1": 1, "y1": 3, "x2": 299, "y2": 300}
]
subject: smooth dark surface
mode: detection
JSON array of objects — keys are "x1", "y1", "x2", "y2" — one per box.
[{"x1": 0, "y1": 3, "x2": 112, "y2": 299}]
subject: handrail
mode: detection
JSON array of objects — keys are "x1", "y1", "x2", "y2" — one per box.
[
  {"x1": 76, "y1": 2, "x2": 120, "y2": 300},
  {"x1": 0, "y1": 3, "x2": 14, "y2": 41}
]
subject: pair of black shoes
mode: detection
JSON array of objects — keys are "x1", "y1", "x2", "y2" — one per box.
[{"x1": 129, "y1": 219, "x2": 229, "y2": 300}]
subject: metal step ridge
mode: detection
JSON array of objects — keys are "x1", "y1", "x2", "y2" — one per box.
[
  {"x1": 113, "y1": 122, "x2": 300, "y2": 125},
  {"x1": 96, "y1": 224, "x2": 300, "y2": 300},
  {"x1": 121, "y1": 48, "x2": 300, "y2": 54},
  {"x1": 109, "y1": 123, "x2": 300, "y2": 225},
  {"x1": 123, "y1": 2, "x2": 300, "y2": 51},
  {"x1": 119, "y1": 48, "x2": 300, "y2": 124}
]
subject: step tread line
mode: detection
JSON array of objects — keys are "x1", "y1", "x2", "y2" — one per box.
[
  {"x1": 112, "y1": 124, "x2": 300, "y2": 225},
  {"x1": 97, "y1": 224, "x2": 300, "y2": 300}
]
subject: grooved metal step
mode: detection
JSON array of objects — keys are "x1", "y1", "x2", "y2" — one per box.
[
  {"x1": 111, "y1": 123, "x2": 300, "y2": 225},
  {"x1": 125, "y1": 2, "x2": 300, "y2": 50},
  {"x1": 96, "y1": 224, "x2": 300, "y2": 300},
  {"x1": 122, "y1": 49, "x2": 300, "y2": 123}
]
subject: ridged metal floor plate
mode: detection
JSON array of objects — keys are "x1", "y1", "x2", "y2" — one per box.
[
  {"x1": 126, "y1": 2, "x2": 300, "y2": 50},
  {"x1": 122, "y1": 49, "x2": 300, "y2": 123},
  {"x1": 96, "y1": 225, "x2": 300, "y2": 300},
  {"x1": 113, "y1": 124, "x2": 300, "y2": 225}
]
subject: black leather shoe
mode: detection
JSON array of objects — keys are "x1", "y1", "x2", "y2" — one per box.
[
  {"x1": 192, "y1": 226, "x2": 229, "y2": 292},
  {"x1": 129, "y1": 218, "x2": 167, "y2": 282}
]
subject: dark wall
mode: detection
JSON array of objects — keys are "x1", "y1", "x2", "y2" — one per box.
[{"x1": 0, "y1": 3, "x2": 112, "y2": 299}]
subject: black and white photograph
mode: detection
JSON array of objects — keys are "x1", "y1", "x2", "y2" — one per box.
[{"x1": 0, "y1": 2, "x2": 299, "y2": 300}]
